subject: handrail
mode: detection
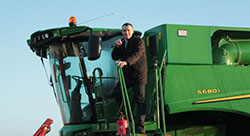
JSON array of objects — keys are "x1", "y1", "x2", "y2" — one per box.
[
  {"x1": 117, "y1": 66, "x2": 135, "y2": 135},
  {"x1": 154, "y1": 50, "x2": 167, "y2": 135},
  {"x1": 154, "y1": 61, "x2": 160, "y2": 129},
  {"x1": 154, "y1": 64, "x2": 167, "y2": 135},
  {"x1": 159, "y1": 50, "x2": 167, "y2": 73}
]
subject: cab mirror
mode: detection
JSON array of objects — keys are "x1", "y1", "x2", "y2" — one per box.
[{"x1": 88, "y1": 35, "x2": 101, "y2": 60}]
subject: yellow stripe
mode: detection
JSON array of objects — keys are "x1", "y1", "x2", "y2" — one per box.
[{"x1": 193, "y1": 94, "x2": 250, "y2": 104}]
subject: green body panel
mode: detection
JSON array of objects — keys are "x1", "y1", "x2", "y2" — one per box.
[
  {"x1": 166, "y1": 25, "x2": 212, "y2": 64},
  {"x1": 164, "y1": 65, "x2": 250, "y2": 114},
  {"x1": 60, "y1": 124, "x2": 92, "y2": 136},
  {"x1": 144, "y1": 24, "x2": 213, "y2": 65},
  {"x1": 175, "y1": 125, "x2": 225, "y2": 136},
  {"x1": 59, "y1": 122, "x2": 157, "y2": 136}
]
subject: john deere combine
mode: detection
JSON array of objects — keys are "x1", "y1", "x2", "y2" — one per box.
[{"x1": 27, "y1": 19, "x2": 250, "y2": 135}]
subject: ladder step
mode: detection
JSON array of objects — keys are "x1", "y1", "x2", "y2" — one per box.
[
  {"x1": 94, "y1": 85, "x2": 101, "y2": 88},
  {"x1": 97, "y1": 119, "x2": 106, "y2": 122},
  {"x1": 96, "y1": 101, "x2": 104, "y2": 105}
]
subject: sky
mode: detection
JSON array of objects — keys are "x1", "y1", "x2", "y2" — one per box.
[{"x1": 1, "y1": 0, "x2": 250, "y2": 135}]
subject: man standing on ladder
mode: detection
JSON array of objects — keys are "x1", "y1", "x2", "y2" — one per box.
[{"x1": 111, "y1": 23, "x2": 147, "y2": 134}]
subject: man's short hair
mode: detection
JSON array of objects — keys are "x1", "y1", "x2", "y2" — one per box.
[{"x1": 122, "y1": 23, "x2": 133, "y2": 28}]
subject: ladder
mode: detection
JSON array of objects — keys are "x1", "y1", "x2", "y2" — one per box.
[{"x1": 92, "y1": 68, "x2": 108, "y2": 129}]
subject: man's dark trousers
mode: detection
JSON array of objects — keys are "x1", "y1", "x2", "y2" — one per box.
[{"x1": 112, "y1": 82, "x2": 146, "y2": 132}]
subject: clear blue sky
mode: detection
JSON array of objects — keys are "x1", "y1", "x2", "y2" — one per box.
[{"x1": 1, "y1": 0, "x2": 250, "y2": 135}]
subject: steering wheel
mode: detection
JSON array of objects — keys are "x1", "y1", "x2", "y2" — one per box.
[{"x1": 72, "y1": 75, "x2": 83, "y2": 83}]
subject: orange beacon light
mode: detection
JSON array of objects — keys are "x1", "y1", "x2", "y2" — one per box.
[{"x1": 69, "y1": 16, "x2": 77, "y2": 27}]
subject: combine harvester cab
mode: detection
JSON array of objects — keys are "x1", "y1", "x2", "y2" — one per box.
[
  {"x1": 27, "y1": 23, "x2": 146, "y2": 136},
  {"x1": 27, "y1": 22, "x2": 250, "y2": 136}
]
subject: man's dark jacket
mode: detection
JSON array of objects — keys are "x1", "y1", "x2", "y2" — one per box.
[{"x1": 112, "y1": 35, "x2": 147, "y2": 85}]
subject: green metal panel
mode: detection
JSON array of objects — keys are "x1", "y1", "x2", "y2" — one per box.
[
  {"x1": 60, "y1": 124, "x2": 92, "y2": 136},
  {"x1": 166, "y1": 24, "x2": 212, "y2": 64},
  {"x1": 144, "y1": 24, "x2": 213, "y2": 65},
  {"x1": 164, "y1": 64, "x2": 250, "y2": 115},
  {"x1": 176, "y1": 125, "x2": 225, "y2": 136},
  {"x1": 143, "y1": 24, "x2": 167, "y2": 68}
]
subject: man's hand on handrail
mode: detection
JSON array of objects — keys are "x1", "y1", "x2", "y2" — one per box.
[{"x1": 116, "y1": 61, "x2": 128, "y2": 68}]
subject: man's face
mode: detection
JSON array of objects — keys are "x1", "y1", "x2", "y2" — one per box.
[{"x1": 122, "y1": 25, "x2": 134, "y2": 40}]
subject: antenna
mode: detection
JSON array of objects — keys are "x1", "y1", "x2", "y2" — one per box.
[{"x1": 78, "y1": 13, "x2": 114, "y2": 25}]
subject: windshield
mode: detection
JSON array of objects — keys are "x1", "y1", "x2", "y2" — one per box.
[{"x1": 48, "y1": 36, "x2": 122, "y2": 124}]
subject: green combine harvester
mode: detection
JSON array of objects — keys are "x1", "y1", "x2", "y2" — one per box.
[{"x1": 27, "y1": 18, "x2": 250, "y2": 136}]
